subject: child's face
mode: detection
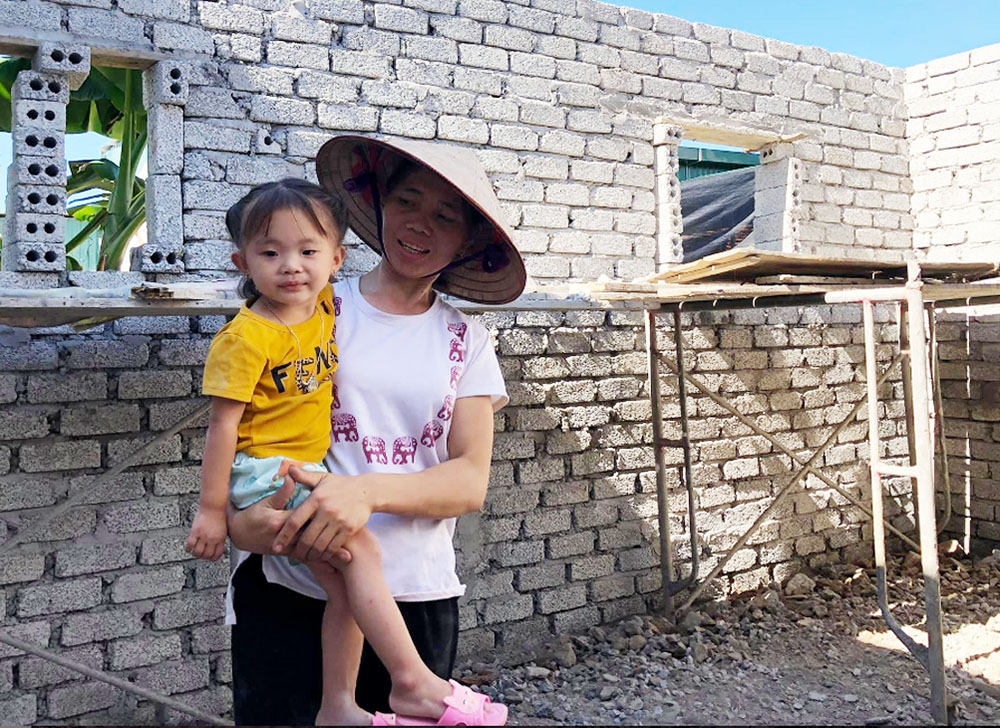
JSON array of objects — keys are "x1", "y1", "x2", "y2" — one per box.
[
  {"x1": 379, "y1": 167, "x2": 470, "y2": 281},
  {"x1": 232, "y1": 206, "x2": 345, "y2": 311}
]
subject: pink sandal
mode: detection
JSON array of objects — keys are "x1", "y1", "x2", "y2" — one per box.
[{"x1": 371, "y1": 680, "x2": 508, "y2": 726}]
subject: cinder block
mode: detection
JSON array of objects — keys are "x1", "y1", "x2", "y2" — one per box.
[
  {"x1": 5, "y1": 212, "x2": 65, "y2": 243},
  {"x1": 12, "y1": 99, "x2": 65, "y2": 129},
  {"x1": 11, "y1": 185, "x2": 65, "y2": 215},
  {"x1": 143, "y1": 60, "x2": 190, "y2": 107},
  {"x1": 12, "y1": 70, "x2": 70, "y2": 104},
  {"x1": 13, "y1": 126, "x2": 65, "y2": 159},
  {"x1": 146, "y1": 104, "x2": 183, "y2": 175},
  {"x1": 1, "y1": 242, "x2": 65, "y2": 272},
  {"x1": 10, "y1": 155, "x2": 68, "y2": 186},
  {"x1": 32, "y1": 43, "x2": 91, "y2": 90},
  {"x1": 131, "y1": 242, "x2": 184, "y2": 273},
  {"x1": 145, "y1": 174, "x2": 182, "y2": 246},
  {"x1": 254, "y1": 127, "x2": 283, "y2": 155}
]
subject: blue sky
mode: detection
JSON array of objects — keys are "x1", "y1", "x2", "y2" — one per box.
[{"x1": 624, "y1": 0, "x2": 999, "y2": 68}]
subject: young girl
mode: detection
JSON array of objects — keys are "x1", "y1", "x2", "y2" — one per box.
[{"x1": 185, "y1": 178, "x2": 506, "y2": 726}]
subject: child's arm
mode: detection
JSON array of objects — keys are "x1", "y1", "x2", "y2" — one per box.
[{"x1": 186, "y1": 396, "x2": 246, "y2": 561}]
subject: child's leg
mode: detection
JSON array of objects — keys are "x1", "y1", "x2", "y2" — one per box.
[
  {"x1": 337, "y1": 528, "x2": 453, "y2": 720},
  {"x1": 306, "y1": 561, "x2": 372, "y2": 726}
]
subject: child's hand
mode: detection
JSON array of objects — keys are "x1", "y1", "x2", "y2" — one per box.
[{"x1": 186, "y1": 507, "x2": 228, "y2": 561}]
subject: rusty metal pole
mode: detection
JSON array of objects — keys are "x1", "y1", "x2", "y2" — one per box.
[
  {"x1": 905, "y1": 279, "x2": 949, "y2": 725},
  {"x1": 646, "y1": 308, "x2": 674, "y2": 616}
]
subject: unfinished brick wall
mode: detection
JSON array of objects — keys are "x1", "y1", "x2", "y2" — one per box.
[{"x1": 905, "y1": 44, "x2": 1000, "y2": 259}]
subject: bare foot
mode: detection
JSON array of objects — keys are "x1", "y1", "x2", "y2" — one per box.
[{"x1": 316, "y1": 701, "x2": 372, "y2": 726}]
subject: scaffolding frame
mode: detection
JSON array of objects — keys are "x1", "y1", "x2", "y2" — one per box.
[{"x1": 643, "y1": 265, "x2": 1000, "y2": 725}]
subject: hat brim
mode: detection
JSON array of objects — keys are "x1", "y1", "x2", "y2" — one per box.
[{"x1": 316, "y1": 134, "x2": 527, "y2": 305}]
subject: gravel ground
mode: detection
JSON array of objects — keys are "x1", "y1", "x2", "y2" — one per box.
[{"x1": 458, "y1": 546, "x2": 1000, "y2": 725}]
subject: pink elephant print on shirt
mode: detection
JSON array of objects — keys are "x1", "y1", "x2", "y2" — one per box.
[
  {"x1": 362, "y1": 436, "x2": 387, "y2": 464},
  {"x1": 449, "y1": 339, "x2": 464, "y2": 363},
  {"x1": 392, "y1": 436, "x2": 418, "y2": 465},
  {"x1": 333, "y1": 297, "x2": 342, "y2": 316},
  {"x1": 437, "y1": 395, "x2": 454, "y2": 422},
  {"x1": 449, "y1": 366, "x2": 461, "y2": 390},
  {"x1": 447, "y1": 322, "x2": 467, "y2": 341},
  {"x1": 331, "y1": 383, "x2": 340, "y2": 409},
  {"x1": 421, "y1": 420, "x2": 444, "y2": 448},
  {"x1": 331, "y1": 413, "x2": 358, "y2": 442}
]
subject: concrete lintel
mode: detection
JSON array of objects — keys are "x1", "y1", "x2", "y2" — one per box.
[{"x1": 654, "y1": 115, "x2": 806, "y2": 151}]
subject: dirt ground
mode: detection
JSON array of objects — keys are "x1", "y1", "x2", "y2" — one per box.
[{"x1": 459, "y1": 547, "x2": 1000, "y2": 725}]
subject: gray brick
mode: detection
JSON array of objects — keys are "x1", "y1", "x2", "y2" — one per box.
[
  {"x1": 0, "y1": 342, "x2": 58, "y2": 370},
  {"x1": 153, "y1": 20, "x2": 214, "y2": 52},
  {"x1": 539, "y1": 583, "x2": 587, "y2": 613},
  {"x1": 483, "y1": 592, "x2": 533, "y2": 624},
  {"x1": 0, "y1": 695, "x2": 37, "y2": 726},
  {"x1": 329, "y1": 50, "x2": 393, "y2": 79},
  {"x1": 18, "y1": 577, "x2": 102, "y2": 617},
  {"x1": 19, "y1": 644, "x2": 103, "y2": 689},
  {"x1": 0, "y1": 0, "x2": 61, "y2": 30},
  {"x1": 62, "y1": 607, "x2": 144, "y2": 646},
  {"x1": 56, "y1": 542, "x2": 137, "y2": 577},
  {"x1": 191, "y1": 623, "x2": 231, "y2": 653},
  {"x1": 47, "y1": 680, "x2": 118, "y2": 719},
  {"x1": 134, "y1": 658, "x2": 210, "y2": 695},
  {"x1": 0, "y1": 408, "x2": 49, "y2": 439},
  {"x1": 103, "y1": 501, "x2": 180, "y2": 533},
  {"x1": 0, "y1": 553, "x2": 45, "y2": 584},
  {"x1": 153, "y1": 591, "x2": 225, "y2": 628},
  {"x1": 68, "y1": 472, "x2": 145, "y2": 505},
  {"x1": 0, "y1": 621, "x2": 51, "y2": 659},
  {"x1": 153, "y1": 465, "x2": 201, "y2": 495},
  {"x1": 67, "y1": 8, "x2": 145, "y2": 41},
  {"x1": 318, "y1": 104, "x2": 380, "y2": 131},
  {"x1": 250, "y1": 96, "x2": 315, "y2": 125},
  {"x1": 19, "y1": 440, "x2": 101, "y2": 472},
  {"x1": 111, "y1": 565, "x2": 186, "y2": 602},
  {"x1": 60, "y1": 402, "x2": 141, "y2": 435},
  {"x1": 310, "y1": 0, "x2": 365, "y2": 23},
  {"x1": 66, "y1": 340, "x2": 149, "y2": 369},
  {"x1": 548, "y1": 531, "x2": 595, "y2": 558},
  {"x1": 140, "y1": 533, "x2": 192, "y2": 564},
  {"x1": 107, "y1": 433, "x2": 183, "y2": 466},
  {"x1": 109, "y1": 632, "x2": 182, "y2": 669},
  {"x1": 374, "y1": 4, "x2": 429, "y2": 33},
  {"x1": 198, "y1": 2, "x2": 264, "y2": 33},
  {"x1": 268, "y1": 40, "x2": 329, "y2": 70}
]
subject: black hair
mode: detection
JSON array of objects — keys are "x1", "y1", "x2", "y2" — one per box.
[{"x1": 225, "y1": 178, "x2": 349, "y2": 299}]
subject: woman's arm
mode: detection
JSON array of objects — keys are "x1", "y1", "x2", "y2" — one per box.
[
  {"x1": 274, "y1": 395, "x2": 496, "y2": 560},
  {"x1": 186, "y1": 397, "x2": 245, "y2": 560}
]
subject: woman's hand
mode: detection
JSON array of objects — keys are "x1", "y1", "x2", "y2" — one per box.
[{"x1": 274, "y1": 467, "x2": 374, "y2": 562}]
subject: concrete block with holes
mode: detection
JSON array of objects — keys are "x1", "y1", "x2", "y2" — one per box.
[
  {"x1": 1, "y1": 243, "x2": 66, "y2": 272},
  {"x1": 10, "y1": 186, "x2": 65, "y2": 216},
  {"x1": 10, "y1": 156, "x2": 68, "y2": 187},
  {"x1": 32, "y1": 43, "x2": 91, "y2": 91},
  {"x1": 131, "y1": 243, "x2": 185, "y2": 273},
  {"x1": 143, "y1": 61, "x2": 190, "y2": 107},
  {"x1": 12, "y1": 100, "x2": 64, "y2": 129},
  {"x1": 11, "y1": 71, "x2": 70, "y2": 105},
  {"x1": 4, "y1": 212, "x2": 65, "y2": 244},
  {"x1": 13, "y1": 126, "x2": 65, "y2": 160},
  {"x1": 145, "y1": 175, "x2": 183, "y2": 247}
]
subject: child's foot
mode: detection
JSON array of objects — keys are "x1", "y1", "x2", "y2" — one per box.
[
  {"x1": 316, "y1": 700, "x2": 372, "y2": 726},
  {"x1": 382, "y1": 679, "x2": 507, "y2": 726},
  {"x1": 387, "y1": 674, "x2": 452, "y2": 720}
]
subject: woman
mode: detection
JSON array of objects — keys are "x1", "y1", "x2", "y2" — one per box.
[{"x1": 225, "y1": 135, "x2": 526, "y2": 725}]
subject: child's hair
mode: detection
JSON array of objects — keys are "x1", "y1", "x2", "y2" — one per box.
[{"x1": 226, "y1": 178, "x2": 349, "y2": 299}]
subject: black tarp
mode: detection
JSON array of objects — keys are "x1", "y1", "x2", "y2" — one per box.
[{"x1": 680, "y1": 165, "x2": 755, "y2": 263}]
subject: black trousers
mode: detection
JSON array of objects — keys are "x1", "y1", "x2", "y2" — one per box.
[{"x1": 231, "y1": 554, "x2": 460, "y2": 725}]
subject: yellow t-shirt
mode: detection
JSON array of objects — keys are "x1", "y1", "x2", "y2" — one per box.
[{"x1": 201, "y1": 285, "x2": 338, "y2": 462}]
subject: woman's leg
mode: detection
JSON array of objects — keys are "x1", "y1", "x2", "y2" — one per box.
[
  {"x1": 307, "y1": 562, "x2": 371, "y2": 726},
  {"x1": 231, "y1": 554, "x2": 324, "y2": 726},
  {"x1": 337, "y1": 528, "x2": 454, "y2": 719}
]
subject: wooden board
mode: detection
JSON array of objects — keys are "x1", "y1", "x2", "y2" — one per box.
[{"x1": 643, "y1": 249, "x2": 1000, "y2": 285}]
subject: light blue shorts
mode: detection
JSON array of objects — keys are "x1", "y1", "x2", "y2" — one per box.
[{"x1": 229, "y1": 452, "x2": 328, "y2": 511}]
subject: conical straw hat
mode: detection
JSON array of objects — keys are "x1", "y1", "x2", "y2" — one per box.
[{"x1": 316, "y1": 134, "x2": 526, "y2": 305}]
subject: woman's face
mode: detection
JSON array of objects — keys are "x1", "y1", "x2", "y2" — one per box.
[{"x1": 379, "y1": 166, "x2": 470, "y2": 281}]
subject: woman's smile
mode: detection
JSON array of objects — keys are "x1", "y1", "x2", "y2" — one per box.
[{"x1": 397, "y1": 238, "x2": 430, "y2": 256}]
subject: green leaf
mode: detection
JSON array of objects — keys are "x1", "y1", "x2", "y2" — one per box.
[
  {"x1": 66, "y1": 255, "x2": 83, "y2": 272},
  {"x1": 65, "y1": 208, "x2": 108, "y2": 254},
  {"x1": 66, "y1": 159, "x2": 119, "y2": 195}
]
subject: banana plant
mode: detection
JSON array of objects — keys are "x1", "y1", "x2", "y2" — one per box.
[{"x1": 1, "y1": 56, "x2": 147, "y2": 270}]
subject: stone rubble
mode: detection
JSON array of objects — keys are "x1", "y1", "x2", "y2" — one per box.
[{"x1": 458, "y1": 548, "x2": 1000, "y2": 725}]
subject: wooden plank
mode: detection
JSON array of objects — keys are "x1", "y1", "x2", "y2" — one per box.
[{"x1": 645, "y1": 249, "x2": 1000, "y2": 284}]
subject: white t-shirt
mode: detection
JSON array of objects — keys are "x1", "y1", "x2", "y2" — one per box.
[{"x1": 226, "y1": 276, "x2": 508, "y2": 621}]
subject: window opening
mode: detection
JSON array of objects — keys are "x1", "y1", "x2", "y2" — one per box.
[{"x1": 0, "y1": 50, "x2": 148, "y2": 272}]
